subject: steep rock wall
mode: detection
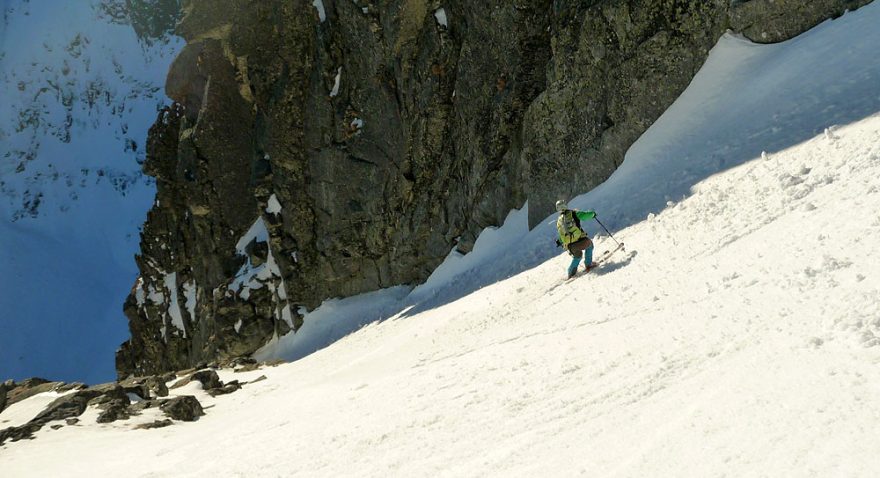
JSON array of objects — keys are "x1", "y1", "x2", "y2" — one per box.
[{"x1": 117, "y1": 0, "x2": 872, "y2": 376}]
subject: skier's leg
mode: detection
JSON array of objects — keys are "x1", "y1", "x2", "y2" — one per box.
[
  {"x1": 584, "y1": 244, "x2": 594, "y2": 269},
  {"x1": 568, "y1": 256, "x2": 581, "y2": 278},
  {"x1": 567, "y1": 247, "x2": 583, "y2": 278}
]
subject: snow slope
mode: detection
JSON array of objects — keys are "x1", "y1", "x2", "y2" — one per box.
[
  {"x1": 0, "y1": 1, "x2": 181, "y2": 383},
  {"x1": 2, "y1": 3, "x2": 880, "y2": 477}
]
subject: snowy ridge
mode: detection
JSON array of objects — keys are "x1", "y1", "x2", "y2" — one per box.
[{"x1": 2, "y1": 3, "x2": 880, "y2": 476}]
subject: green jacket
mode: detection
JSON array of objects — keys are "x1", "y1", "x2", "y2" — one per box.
[{"x1": 557, "y1": 209, "x2": 596, "y2": 247}]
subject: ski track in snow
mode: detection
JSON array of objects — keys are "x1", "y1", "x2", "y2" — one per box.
[{"x1": 3, "y1": 3, "x2": 880, "y2": 477}]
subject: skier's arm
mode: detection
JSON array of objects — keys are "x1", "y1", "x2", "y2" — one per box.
[{"x1": 575, "y1": 210, "x2": 596, "y2": 221}]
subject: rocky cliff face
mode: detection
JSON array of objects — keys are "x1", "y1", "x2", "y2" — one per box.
[{"x1": 117, "y1": 0, "x2": 873, "y2": 377}]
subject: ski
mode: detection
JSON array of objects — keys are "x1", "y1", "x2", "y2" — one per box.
[{"x1": 558, "y1": 242, "x2": 626, "y2": 284}]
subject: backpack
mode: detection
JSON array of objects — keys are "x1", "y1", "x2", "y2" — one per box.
[{"x1": 556, "y1": 210, "x2": 585, "y2": 247}]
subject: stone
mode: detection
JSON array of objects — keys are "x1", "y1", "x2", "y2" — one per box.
[
  {"x1": 134, "y1": 419, "x2": 174, "y2": 430},
  {"x1": 15, "y1": 378, "x2": 50, "y2": 388},
  {"x1": 55, "y1": 382, "x2": 87, "y2": 393},
  {"x1": 128, "y1": 399, "x2": 159, "y2": 414},
  {"x1": 159, "y1": 396, "x2": 204, "y2": 421},
  {"x1": 118, "y1": 374, "x2": 172, "y2": 399},
  {"x1": 85, "y1": 385, "x2": 130, "y2": 409},
  {"x1": 224, "y1": 356, "x2": 257, "y2": 369},
  {"x1": 119, "y1": 382, "x2": 152, "y2": 401},
  {"x1": 96, "y1": 402, "x2": 131, "y2": 424},
  {"x1": 145, "y1": 376, "x2": 170, "y2": 398},
  {"x1": 0, "y1": 384, "x2": 129, "y2": 444},
  {"x1": 233, "y1": 363, "x2": 261, "y2": 373},
  {"x1": 6, "y1": 379, "x2": 63, "y2": 407},
  {"x1": 34, "y1": 391, "x2": 101, "y2": 424},
  {"x1": 205, "y1": 381, "x2": 241, "y2": 397},
  {"x1": 65, "y1": 418, "x2": 80, "y2": 426},
  {"x1": 189, "y1": 370, "x2": 223, "y2": 390},
  {"x1": 170, "y1": 369, "x2": 222, "y2": 390},
  {"x1": 0, "y1": 423, "x2": 40, "y2": 444}
]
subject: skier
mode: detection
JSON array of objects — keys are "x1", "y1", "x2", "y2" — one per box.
[{"x1": 555, "y1": 200, "x2": 597, "y2": 279}]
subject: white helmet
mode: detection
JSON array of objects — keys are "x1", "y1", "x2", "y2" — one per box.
[{"x1": 555, "y1": 200, "x2": 569, "y2": 212}]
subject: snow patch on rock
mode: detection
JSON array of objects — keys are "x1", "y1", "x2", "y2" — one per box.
[
  {"x1": 266, "y1": 194, "x2": 282, "y2": 215},
  {"x1": 434, "y1": 8, "x2": 448, "y2": 28}
]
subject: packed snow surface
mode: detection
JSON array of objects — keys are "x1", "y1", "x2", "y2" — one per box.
[{"x1": 3, "y1": 4, "x2": 880, "y2": 477}]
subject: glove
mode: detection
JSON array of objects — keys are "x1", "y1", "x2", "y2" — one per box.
[{"x1": 555, "y1": 239, "x2": 562, "y2": 248}]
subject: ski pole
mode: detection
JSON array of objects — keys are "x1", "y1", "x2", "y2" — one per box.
[{"x1": 594, "y1": 217, "x2": 623, "y2": 248}]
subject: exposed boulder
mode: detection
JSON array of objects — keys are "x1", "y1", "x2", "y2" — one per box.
[
  {"x1": 129, "y1": 399, "x2": 160, "y2": 414},
  {"x1": 0, "y1": 383, "x2": 128, "y2": 444},
  {"x1": 170, "y1": 369, "x2": 219, "y2": 389},
  {"x1": 159, "y1": 396, "x2": 204, "y2": 421},
  {"x1": 96, "y1": 402, "x2": 131, "y2": 424},
  {"x1": 134, "y1": 418, "x2": 174, "y2": 430},
  {"x1": 119, "y1": 374, "x2": 173, "y2": 399},
  {"x1": 37, "y1": 385, "x2": 126, "y2": 424},
  {"x1": 56, "y1": 382, "x2": 87, "y2": 393},
  {"x1": 233, "y1": 363, "x2": 261, "y2": 374},
  {"x1": 117, "y1": 0, "x2": 876, "y2": 377},
  {"x1": 169, "y1": 369, "x2": 244, "y2": 398},
  {"x1": 206, "y1": 380, "x2": 241, "y2": 397},
  {"x1": 5, "y1": 378, "x2": 61, "y2": 408},
  {"x1": 170, "y1": 369, "x2": 222, "y2": 391},
  {"x1": 223, "y1": 356, "x2": 258, "y2": 369},
  {"x1": 0, "y1": 423, "x2": 40, "y2": 444}
]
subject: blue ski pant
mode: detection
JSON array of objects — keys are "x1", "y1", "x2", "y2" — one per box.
[{"x1": 566, "y1": 237, "x2": 594, "y2": 276}]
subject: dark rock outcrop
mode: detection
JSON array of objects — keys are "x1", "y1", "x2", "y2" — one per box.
[
  {"x1": 117, "y1": 0, "x2": 874, "y2": 377},
  {"x1": 97, "y1": 403, "x2": 132, "y2": 424},
  {"x1": 129, "y1": 399, "x2": 160, "y2": 414},
  {"x1": 0, "y1": 369, "x2": 257, "y2": 444},
  {"x1": 170, "y1": 369, "x2": 222, "y2": 390},
  {"x1": 159, "y1": 395, "x2": 204, "y2": 421},
  {"x1": 0, "y1": 380, "x2": 8, "y2": 413},
  {"x1": 135, "y1": 418, "x2": 175, "y2": 430},
  {"x1": 206, "y1": 380, "x2": 241, "y2": 397},
  {"x1": 0, "y1": 384, "x2": 128, "y2": 444},
  {"x1": 0, "y1": 423, "x2": 41, "y2": 444},
  {"x1": 40, "y1": 385, "x2": 126, "y2": 423},
  {"x1": 5, "y1": 379, "x2": 59, "y2": 408},
  {"x1": 168, "y1": 369, "x2": 244, "y2": 397},
  {"x1": 120, "y1": 374, "x2": 173, "y2": 398}
]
